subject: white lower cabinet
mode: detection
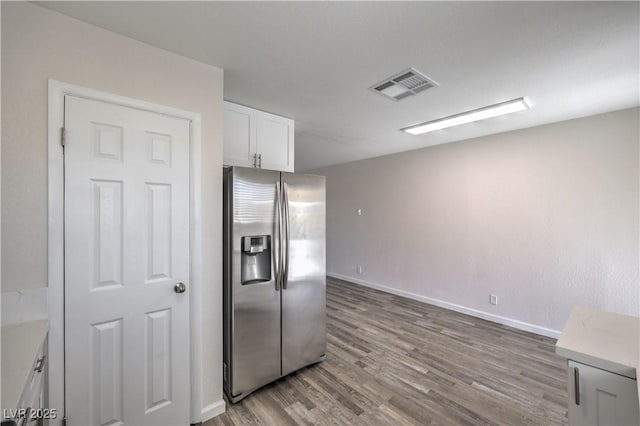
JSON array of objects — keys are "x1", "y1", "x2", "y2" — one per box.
[
  {"x1": 223, "y1": 101, "x2": 294, "y2": 172},
  {"x1": 19, "y1": 346, "x2": 46, "y2": 426},
  {"x1": 1, "y1": 321, "x2": 48, "y2": 426},
  {"x1": 568, "y1": 360, "x2": 639, "y2": 426}
]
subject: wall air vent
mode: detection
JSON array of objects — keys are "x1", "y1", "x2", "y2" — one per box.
[{"x1": 369, "y1": 68, "x2": 439, "y2": 101}]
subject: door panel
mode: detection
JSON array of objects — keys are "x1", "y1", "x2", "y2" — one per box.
[
  {"x1": 145, "y1": 183, "x2": 172, "y2": 282},
  {"x1": 145, "y1": 309, "x2": 172, "y2": 413},
  {"x1": 92, "y1": 180, "x2": 123, "y2": 290},
  {"x1": 281, "y1": 173, "x2": 326, "y2": 375},
  {"x1": 65, "y1": 96, "x2": 190, "y2": 426},
  {"x1": 90, "y1": 319, "x2": 124, "y2": 426},
  {"x1": 229, "y1": 167, "x2": 282, "y2": 396}
]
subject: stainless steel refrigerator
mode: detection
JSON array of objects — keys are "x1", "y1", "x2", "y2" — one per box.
[{"x1": 223, "y1": 166, "x2": 326, "y2": 403}]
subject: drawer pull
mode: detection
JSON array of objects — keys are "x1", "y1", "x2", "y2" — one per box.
[{"x1": 34, "y1": 356, "x2": 46, "y2": 373}]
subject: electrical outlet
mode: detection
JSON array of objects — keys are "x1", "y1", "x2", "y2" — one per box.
[
  {"x1": 356, "y1": 265, "x2": 362, "y2": 274},
  {"x1": 489, "y1": 294, "x2": 498, "y2": 305}
]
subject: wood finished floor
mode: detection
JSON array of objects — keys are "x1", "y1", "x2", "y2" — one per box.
[{"x1": 207, "y1": 277, "x2": 568, "y2": 426}]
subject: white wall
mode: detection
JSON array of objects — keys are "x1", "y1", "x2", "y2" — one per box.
[
  {"x1": 1, "y1": 1, "x2": 224, "y2": 418},
  {"x1": 313, "y1": 108, "x2": 639, "y2": 335}
]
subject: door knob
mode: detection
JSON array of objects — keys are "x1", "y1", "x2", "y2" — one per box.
[{"x1": 174, "y1": 282, "x2": 186, "y2": 294}]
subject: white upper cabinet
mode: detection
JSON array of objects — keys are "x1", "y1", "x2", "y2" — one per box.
[
  {"x1": 223, "y1": 102, "x2": 255, "y2": 168},
  {"x1": 224, "y1": 101, "x2": 294, "y2": 172},
  {"x1": 257, "y1": 111, "x2": 294, "y2": 172}
]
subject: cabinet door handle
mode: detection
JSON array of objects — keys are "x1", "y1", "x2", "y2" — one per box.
[
  {"x1": 34, "y1": 355, "x2": 46, "y2": 373},
  {"x1": 574, "y1": 366, "x2": 580, "y2": 405},
  {"x1": 258, "y1": 154, "x2": 262, "y2": 168},
  {"x1": 252, "y1": 153, "x2": 257, "y2": 168}
]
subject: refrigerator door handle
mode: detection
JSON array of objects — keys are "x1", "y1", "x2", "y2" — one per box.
[
  {"x1": 283, "y1": 182, "x2": 290, "y2": 290},
  {"x1": 275, "y1": 180, "x2": 282, "y2": 291}
]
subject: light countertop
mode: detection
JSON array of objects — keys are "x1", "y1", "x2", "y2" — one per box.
[
  {"x1": 1, "y1": 319, "x2": 49, "y2": 411},
  {"x1": 556, "y1": 306, "x2": 638, "y2": 379}
]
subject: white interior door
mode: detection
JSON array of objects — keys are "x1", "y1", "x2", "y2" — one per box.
[{"x1": 64, "y1": 95, "x2": 191, "y2": 426}]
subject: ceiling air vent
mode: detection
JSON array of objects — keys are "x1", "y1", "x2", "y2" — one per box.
[{"x1": 369, "y1": 68, "x2": 439, "y2": 101}]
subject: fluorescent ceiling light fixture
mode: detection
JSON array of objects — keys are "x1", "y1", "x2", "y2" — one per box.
[{"x1": 402, "y1": 97, "x2": 531, "y2": 135}]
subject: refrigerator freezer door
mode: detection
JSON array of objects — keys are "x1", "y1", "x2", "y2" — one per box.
[
  {"x1": 227, "y1": 167, "x2": 282, "y2": 397},
  {"x1": 281, "y1": 173, "x2": 327, "y2": 375}
]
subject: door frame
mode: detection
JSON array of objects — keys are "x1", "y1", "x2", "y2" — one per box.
[{"x1": 47, "y1": 80, "x2": 204, "y2": 425}]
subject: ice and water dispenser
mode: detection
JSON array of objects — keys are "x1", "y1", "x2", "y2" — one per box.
[{"x1": 241, "y1": 235, "x2": 271, "y2": 285}]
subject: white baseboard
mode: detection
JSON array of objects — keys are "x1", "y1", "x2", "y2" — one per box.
[
  {"x1": 201, "y1": 399, "x2": 226, "y2": 423},
  {"x1": 327, "y1": 272, "x2": 560, "y2": 339}
]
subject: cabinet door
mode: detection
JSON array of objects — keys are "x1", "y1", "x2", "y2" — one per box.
[
  {"x1": 568, "y1": 360, "x2": 639, "y2": 426},
  {"x1": 224, "y1": 101, "x2": 256, "y2": 168},
  {"x1": 257, "y1": 111, "x2": 294, "y2": 172}
]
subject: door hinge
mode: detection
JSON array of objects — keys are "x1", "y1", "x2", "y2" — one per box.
[{"x1": 61, "y1": 127, "x2": 66, "y2": 148}]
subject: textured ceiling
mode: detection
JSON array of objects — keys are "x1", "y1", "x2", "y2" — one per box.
[{"x1": 37, "y1": 1, "x2": 640, "y2": 170}]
